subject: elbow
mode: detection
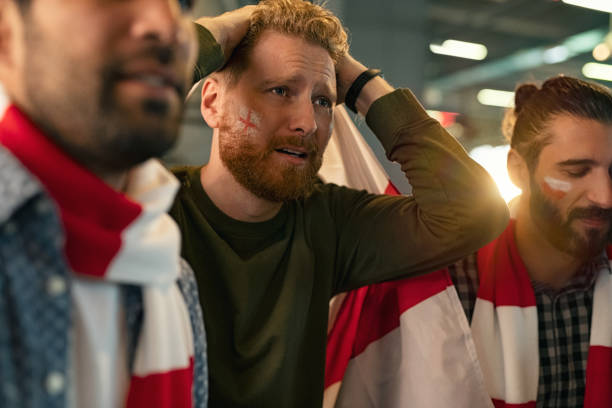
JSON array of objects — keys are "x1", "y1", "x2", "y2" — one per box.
[{"x1": 460, "y1": 188, "x2": 509, "y2": 249}]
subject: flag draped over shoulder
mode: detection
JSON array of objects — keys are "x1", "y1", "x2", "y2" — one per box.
[
  {"x1": 322, "y1": 118, "x2": 612, "y2": 408},
  {"x1": 320, "y1": 106, "x2": 491, "y2": 408}
]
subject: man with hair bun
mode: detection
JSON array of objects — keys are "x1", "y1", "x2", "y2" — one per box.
[
  {"x1": 179, "y1": 0, "x2": 508, "y2": 406},
  {"x1": 328, "y1": 75, "x2": 612, "y2": 408}
]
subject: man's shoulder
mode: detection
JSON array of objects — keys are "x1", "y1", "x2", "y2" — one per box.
[
  {"x1": 308, "y1": 181, "x2": 374, "y2": 201},
  {"x1": 0, "y1": 145, "x2": 42, "y2": 224},
  {"x1": 168, "y1": 165, "x2": 201, "y2": 213},
  {"x1": 170, "y1": 165, "x2": 200, "y2": 186}
]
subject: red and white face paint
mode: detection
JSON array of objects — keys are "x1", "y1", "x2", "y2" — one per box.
[
  {"x1": 541, "y1": 176, "x2": 572, "y2": 200},
  {"x1": 237, "y1": 106, "x2": 262, "y2": 137}
]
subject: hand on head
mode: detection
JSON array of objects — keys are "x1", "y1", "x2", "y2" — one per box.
[{"x1": 195, "y1": 5, "x2": 256, "y2": 64}]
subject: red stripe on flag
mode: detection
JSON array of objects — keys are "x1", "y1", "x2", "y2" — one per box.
[
  {"x1": 492, "y1": 399, "x2": 536, "y2": 408},
  {"x1": 384, "y1": 181, "x2": 400, "y2": 196},
  {"x1": 476, "y1": 220, "x2": 536, "y2": 307},
  {"x1": 0, "y1": 105, "x2": 142, "y2": 278},
  {"x1": 352, "y1": 269, "x2": 453, "y2": 357},
  {"x1": 126, "y1": 358, "x2": 194, "y2": 408},
  {"x1": 325, "y1": 287, "x2": 369, "y2": 388},
  {"x1": 584, "y1": 345, "x2": 612, "y2": 407}
]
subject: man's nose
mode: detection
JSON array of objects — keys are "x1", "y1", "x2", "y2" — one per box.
[
  {"x1": 131, "y1": 0, "x2": 188, "y2": 46},
  {"x1": 588, "y1": 173, "x2": 612, "y2": 209},
  {"x1": 289, "y1": 97, "x2": 318, "y2": 137}
]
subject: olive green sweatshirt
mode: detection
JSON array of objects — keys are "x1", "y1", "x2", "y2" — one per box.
[{"x1": 171, "y1": 24, "x2": 509, "y2": 408}]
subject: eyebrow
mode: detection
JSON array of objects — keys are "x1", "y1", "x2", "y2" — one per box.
[
  {"x1": 556, "y1": 159, "x2": 598, "y2": 167},
  {"x1": 260, "y1": 77, "x2": 302, "y2": 87},
  {"x1": 259, "y1": 77, "x2": 337, "y2": 103}
]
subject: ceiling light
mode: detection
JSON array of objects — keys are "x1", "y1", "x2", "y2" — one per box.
[
  {"x1": 429, "y1": 39, "x2": 488, "y2": 60},
  {"x1": 582, "y1": 62, "x2": 612, "y2": 81},
  {"x1": 477, "y1": 89, "x2": 515, "y2": 108},
  {"x1": 593, "y1": 43, "x2": 611, "y2": 61},
  {"x1": 543, "y1": 46, "x2": 570, "y2": 64},
  {"x1": 562, "y1": 0, "x2": 612, "y2": 13}
]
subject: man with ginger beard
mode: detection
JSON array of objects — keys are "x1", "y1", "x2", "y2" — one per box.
[
  {"x1": 325, "y1": 76, "x2": 612, "y2": 408},
  {"x1": 0, "y1": 1, "x2": 215, "y2": 407},
  {"x1": 173, "y1": 0, "x2": 508, "y2": 407}
]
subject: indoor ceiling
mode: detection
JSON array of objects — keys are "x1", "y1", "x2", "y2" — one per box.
[{"x1": 197, "y1": 0, "x2": 611, "y2": 147}]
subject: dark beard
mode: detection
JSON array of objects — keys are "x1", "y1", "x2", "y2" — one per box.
[
  {"x1": 219, "y1": 127, "x2": 323, "y2": 202},
  {"x1": 529, "y1": 177, "x2": 612, "y2": 260},
  {"x1": 22, "y1": 22, "x2": 186, "y2": 174}
]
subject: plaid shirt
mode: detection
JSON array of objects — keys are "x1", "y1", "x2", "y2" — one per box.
[{"x1": 449, "y1": 251, "x2": 610, "y2": 408}]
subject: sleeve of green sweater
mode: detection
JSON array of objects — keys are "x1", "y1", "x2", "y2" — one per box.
[
  {"x1": 331, "y1": 89, "x2": 509, "y2": 293},
  {"x1": 192, "y1": 23, "x2": 225, "y2": 83}
]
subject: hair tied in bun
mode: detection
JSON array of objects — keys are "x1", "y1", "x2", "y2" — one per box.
[{"x1": 514, "y1": 83, "x2": 539, "y2": 114}]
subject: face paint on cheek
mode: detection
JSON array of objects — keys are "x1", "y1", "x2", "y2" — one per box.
[
  {"x1": 237, "y1": 107, "x2": 261, "y2": 137},
  {"x1": 542, "y1": 176, "x2": 572, "y2": 200}
]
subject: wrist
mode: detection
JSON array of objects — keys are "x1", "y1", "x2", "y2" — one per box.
[
  {"x1": 344, "y1": 69, "x2": 382, "y2": 113},
  {"x1": 355, "y1": 77, "x2": 394, "y2": 115}
]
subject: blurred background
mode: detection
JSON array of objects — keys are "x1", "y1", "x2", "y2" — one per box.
[{"x1": 174, "y1": 1, "x2": 612, "y2": 201}]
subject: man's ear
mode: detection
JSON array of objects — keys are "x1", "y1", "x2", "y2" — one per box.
[
  {"x1": 0, "y1": 1, "x2": 14, "y2": 64},
  {"x1": 507, "y1": 148, "x2": 530, "y2": 192},
  {"x1": 200, "y1": 76, "x2": 223, "y2": 129},
  {"x1": 0, "y1": 1, "x2": 23, "y2": 86}
]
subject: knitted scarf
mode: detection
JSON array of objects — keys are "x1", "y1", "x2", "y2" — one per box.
[
  {"x1": 472, "y1": 219, "x2": 612, "y2": 407},
  {"x1": 0, "y1": 105, "x2": 195, "y2": 408}
]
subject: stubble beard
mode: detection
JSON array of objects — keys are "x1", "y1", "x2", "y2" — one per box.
[
  {"x1": 529, "y1": 177, "x2": 612, "y2": 261},
  {"x1": 22, "y1": 21, "x2": 186, "y2": 174},
  {"x1": 218, "y1": 123, "x2": 324, "y2": 203}
]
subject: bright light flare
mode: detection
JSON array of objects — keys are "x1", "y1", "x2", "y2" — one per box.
[
  {"x1": 429, "y1": 39, "x2": 488, "y2": 60},
  {"x1": 470, "y1": 144, "x2": 521, "y2": 203},
  {"x1": 562, "y1": 0, "x2": 612, "y2": 13},
  {"x1": 477, "y1": 89, "x2": 515, "y2": 108}
]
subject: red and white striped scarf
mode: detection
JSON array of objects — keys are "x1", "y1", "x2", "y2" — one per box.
[
  {"x1": 472, "y1": 219, "x2": 612, "y2": 408},
  {"x1": 0, "y1": 105, "x2": 195, "y2": 408}
]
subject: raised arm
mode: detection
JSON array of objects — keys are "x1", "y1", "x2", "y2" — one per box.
[
  {"x1": 330, "y1": 54, "x2": 509, "y2": 292},
  {"x1": 192, "y1": 6, "x2": 255, "y2": 82}
]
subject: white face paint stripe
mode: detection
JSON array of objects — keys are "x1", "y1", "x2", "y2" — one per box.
[
  {"x1": 238, "y1": 106, "x2": 262, "y2": 127},
  {"x1": 544, "y1": 176, "x2": 572, "y2": 193}
]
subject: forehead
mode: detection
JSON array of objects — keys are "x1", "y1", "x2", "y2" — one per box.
[
  {"x1": 537, "y1": 114, "x2": 612, "y2": 168},
  {"x1": 241, "y1": 30, "x2": 336, "y2": 89}
]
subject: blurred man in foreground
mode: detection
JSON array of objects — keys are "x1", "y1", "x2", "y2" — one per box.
[{"x1": 0, "y1": 1, "x2": 208, "y2": 407}]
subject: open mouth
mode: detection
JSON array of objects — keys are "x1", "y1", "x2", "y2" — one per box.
[{"x1": 275, "y1": 148, "x2": 308, "y2": 159}]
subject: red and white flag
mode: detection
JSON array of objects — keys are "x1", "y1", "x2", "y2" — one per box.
[{"x1": 321, "y1": 106, "x2": 491, "y2": 408}]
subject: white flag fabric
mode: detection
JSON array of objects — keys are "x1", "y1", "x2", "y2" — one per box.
[{"x1": 319, "y1": 105, "x2": 398, "y2": 196}]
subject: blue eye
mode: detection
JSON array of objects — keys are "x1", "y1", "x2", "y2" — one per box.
[
  {"x1": 177, "y1": 0, "x2": 194, "y2": 11},
  {"x1": 271, "y1": 87, "x2": 288, "y2": 96},
  {"x1": 315, "y1": 96, "x2": 332, "y2": 109}
]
